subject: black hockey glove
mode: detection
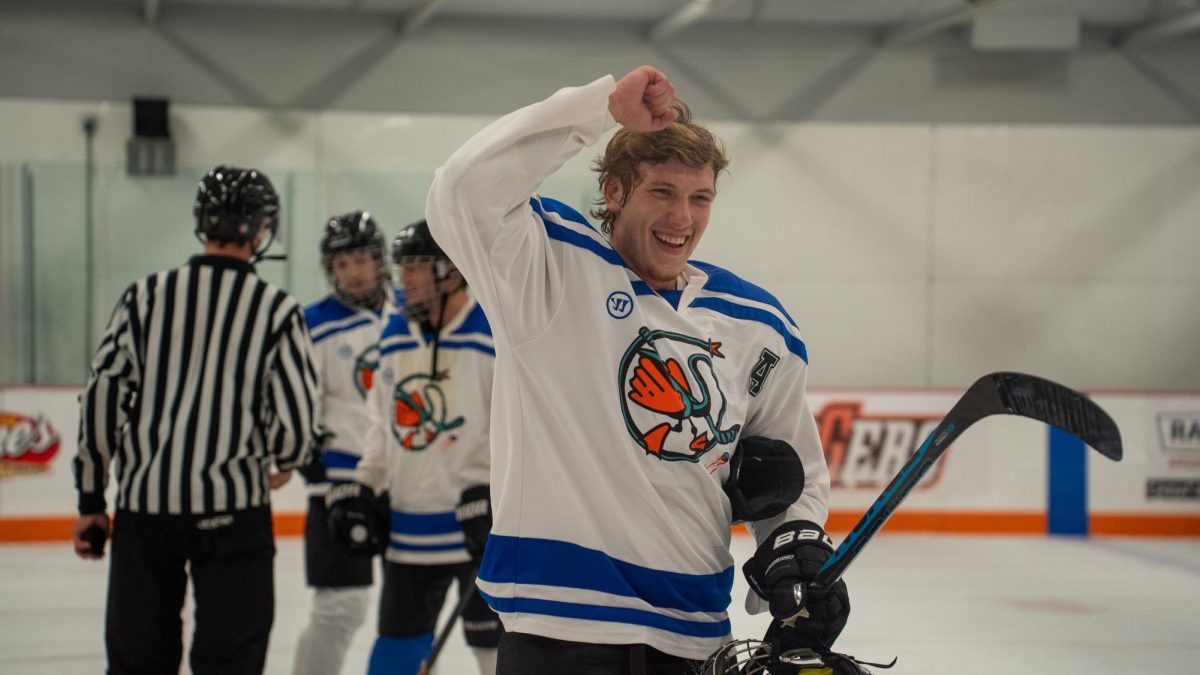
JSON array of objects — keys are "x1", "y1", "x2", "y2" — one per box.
[
  {"x1": 298, "y1": 427, "x2": 335, "y2": 484},
  {"x1": 297, "y1": 452, "x2": 327, "y2": 484},
  {"x1": 723, "y1": 436, "x2": 805, "y2": 523},
  {"x1": 325, "y1": 482, "x2": 389, "y2": 557},
  {"x1": 743, "y1": 521, "x2": 851, "y2": 651},
  {"x1": 455, "y1": 484, "x2": 492, "y2": 567}
]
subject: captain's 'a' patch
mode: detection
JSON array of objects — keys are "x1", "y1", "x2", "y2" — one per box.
[{"x1": 748, "y1": 348, "x2": 780, "y2": 397}]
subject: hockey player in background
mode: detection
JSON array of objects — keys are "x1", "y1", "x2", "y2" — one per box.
[
  {"x1": 293, "y1": 211, "x2": 399, "y2": 675},
  {"x1": 425, "y1": 66, "x2": 851, "y2": 674},
  {"x1": 73, "y1": 165, "x2": 318, "y2": 675},
  {"x1": 324, "y1": 219, "x2": 502, "y2": 675}
]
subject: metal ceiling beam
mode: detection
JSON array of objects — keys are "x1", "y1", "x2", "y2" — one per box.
[
  {"x1": 876, "y1": 0, "x2": 1011, "y2": 47},
  {"x1": 398, "y1": 0, "x2": 448, "y2": 36},
  {"x1": 649, "y1": 0, "x2": 736, "y2": 42},
  {"x1": 1113, "y1": 9, "x2": 1200, "y2": 47},
  {"x1": 143, "y1": 0, "x2": 160, "y2": 23}
]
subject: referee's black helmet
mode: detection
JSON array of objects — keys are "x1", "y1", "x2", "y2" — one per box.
[{"x1": 193, "y1": 165, "x2": 280, "y2": 254}]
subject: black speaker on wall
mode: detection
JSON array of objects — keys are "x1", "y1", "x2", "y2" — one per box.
[
  {"x1": 127, "y1": 97, "x2": 175, "y2": 175},
  {"x1": 133, "y1": 98, "x2": 171, "y2": 138}
]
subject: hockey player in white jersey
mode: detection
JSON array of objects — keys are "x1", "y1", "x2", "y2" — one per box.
[
  {"x1": 294, "y1": 211, "x2": 398, "y2": 675},
  {"x1": 325, "y1": 219, "x2": 502, "y2": 675},
  {"x1": 426, "y1": 66, "x2": 850, "y2": 674}
]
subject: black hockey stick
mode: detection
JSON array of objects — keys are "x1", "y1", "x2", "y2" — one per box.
[
  {"x1": 815, "y1": 372, "x2": 1122, "y2": 588},
  {"x1": 417, "y1": 581, "x2": 475, "y2": 675}
]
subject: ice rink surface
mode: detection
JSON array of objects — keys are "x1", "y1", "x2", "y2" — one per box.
[{"x1": 2, "y1": 533, "x2": 1199, "y2": 674}]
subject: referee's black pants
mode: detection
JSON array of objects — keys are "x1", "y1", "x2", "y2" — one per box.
[{"x1": 105, "y1": 507, "x2": 276, "y2": 675}]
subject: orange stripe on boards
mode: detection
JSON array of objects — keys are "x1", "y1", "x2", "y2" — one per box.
[
  {"x1": 6, "y1": 512, "x2": 1200, "y2": 542},
  {"x1": 827, "y1": 510, "x2": 1047, "y2": 535},
  {"x1": 274, "y1": 512, "x2": 306, "y2": 536},
  {"x1": 0, "y1": 512, "x2": 308, "y2": 542},
  {"x1": 0, "y1": 517, "x2": 75, "y2": 542},
  {"x1": 1090, "y1": 513, "x2": 1200, "y2": 537}
]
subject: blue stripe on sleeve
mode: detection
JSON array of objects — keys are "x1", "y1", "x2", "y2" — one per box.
[
  {"x1": 452, "y1": 303, "x2": 492, "y2": 338},
  {"x1": 631, "y1": 280, "x2": 656, "y2": 296},
  {"x1": 689, "y1": 297, "x2": 808, "y2": 362},
  {"x1": 304, "y1": 296, "x2": 355, "y2": 330},
  {"x1": 436, "y1": 340, "x2": 496, "y2": 356},
  {"x1": 692, "y1": 260, "x2": 801, "y2": 328},
  {"x1": 479, "y1": 535, "x2": 733, "y2": 615},
  {"x1": 531, "y1": 195, "x2": 593, "y2": 229},
  {"x1": 531, "y1": 198, "x2": 626, "y2": 266},
  {"x1": 380, "y1": 340, "x2": 419, "y2": 356},
  {"x1": 311, "y1": 318, "x2": 373, "y2": 344}
]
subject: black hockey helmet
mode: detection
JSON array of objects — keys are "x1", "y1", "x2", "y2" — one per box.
[
  {"x1": 392, "y1": 219, "x2": 462, "y2": 324},
  {"x1": 391, "y1": 219, "x2": 447, "y2": 265},
  {"x1": 321, "y1": 211, "x2": 386, "y2": 260},
  {"x1": 320, "y1": 211, "x2": 391, "y2": 309},
  {"x1": 193, "y1": 165, "x2": 279, "y2": 258}
]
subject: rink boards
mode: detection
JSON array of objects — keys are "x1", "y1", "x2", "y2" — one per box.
[{"x1": 1, "y1": 385, "x2": 1197, "y2": 540}]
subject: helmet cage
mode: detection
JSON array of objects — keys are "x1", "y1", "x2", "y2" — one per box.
[
  {"x1": 321, "y1": 211, "x2": 391, "y2": 309},
  {"x1": 394, "y1": 254, "x2": 462, "y2": 325},
  {"x1": 391, "y1": 220, "x2": 461, "y2": 325},
  {"x1": 702, "y1": 639, "x2": 775, "y2": 675}
]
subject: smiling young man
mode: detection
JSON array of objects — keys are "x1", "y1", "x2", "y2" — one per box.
[{"x1": 426, "y1": 66, "x2": 848, "y2": 674}]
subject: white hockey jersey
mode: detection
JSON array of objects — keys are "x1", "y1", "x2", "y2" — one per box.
[
  {"x1": 303, "y1": 291, "x2": 401, "y2": 490},
  {"x1": 426, "y1": 76, "x2": 830, "y2": 660},
  {"x1": 353, "y1": 297, "x2": 494, "y2": 566}
]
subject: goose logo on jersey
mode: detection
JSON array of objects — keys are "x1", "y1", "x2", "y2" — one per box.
[
  {"x1": 618, "y1": 327, "x2": 742, "y2": 462},
  {"x1": 391, "y1": 372, "x2": 464, "y2": 451},
  {"x1": 353, "y1": 344, "x2": 380, "y2": 399}
]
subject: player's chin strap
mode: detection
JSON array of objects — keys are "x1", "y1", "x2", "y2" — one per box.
[
  {"x1": 424, "y1": 286, "x2": 450, "y2": 379},
  {"x1": 701, "y1": 640, "x2": 895, "y2": 675}
]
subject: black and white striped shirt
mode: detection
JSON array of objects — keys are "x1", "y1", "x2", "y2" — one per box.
[{"x1": 74, "y1": 255, "x2": 319, "y2": 516}]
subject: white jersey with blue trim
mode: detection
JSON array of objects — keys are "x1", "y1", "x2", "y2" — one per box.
[
  {"x1": 303, "y1": 291, "x2": 400, "y2": 492},
  {"x1": 427, "y1": 75, "x2": 830, "y2": 660},
  {"x1": 353, "y1": 296, "x2": 494, "y2": 566}
]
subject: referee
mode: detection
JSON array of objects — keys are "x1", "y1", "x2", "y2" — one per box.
[{"x1": 72, "y1": 165, "x2": 319, "y2": 675}]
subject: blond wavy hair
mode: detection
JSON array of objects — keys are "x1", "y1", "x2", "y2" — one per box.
[{"x1": 591, "y1": 100, "x2": 729, "y2": 237}]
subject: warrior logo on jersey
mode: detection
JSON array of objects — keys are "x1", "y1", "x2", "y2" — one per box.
[
  {"x1": 391, "y1": 373, "x2": 464, "y2": 451},
  {"x1": 353, "y1": 344, "x2": 380, "y2": 399},
  {"x1": 618, "y1": 326, "x2": 742, "y2": 462}
]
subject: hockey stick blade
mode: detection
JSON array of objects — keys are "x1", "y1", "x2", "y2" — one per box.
[{"x1": 815, "y1": 372, "x2": 1122, "y2": 588}]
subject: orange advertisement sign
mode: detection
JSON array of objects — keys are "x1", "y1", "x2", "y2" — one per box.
[{"x1": 0, "y1": 411, "x2": 61, "y2": 478}]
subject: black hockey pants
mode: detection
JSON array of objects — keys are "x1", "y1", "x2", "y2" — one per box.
[
  {"x1": 497, "y1": 632, "x2": 703, "y2": 675},
  {"x1": 104, "y1": 507, "x2": 275, "y2": 675}
]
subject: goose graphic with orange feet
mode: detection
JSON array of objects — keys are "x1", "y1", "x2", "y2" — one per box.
[
  {"x1": 391, "y1": 372, "x2": 464, "y2": 451},
  {"x1": 618, "y1": 327, "x2": 741, "y2": 462}
]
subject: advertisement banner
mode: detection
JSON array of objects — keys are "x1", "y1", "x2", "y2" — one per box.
[{"x1": 1146, "y1": 405, "x2": 1200, "y2": 501}]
